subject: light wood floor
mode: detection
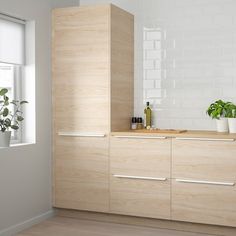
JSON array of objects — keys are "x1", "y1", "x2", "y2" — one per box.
[{"x1": 17, "y1": 216, "x2": 215, "y2": 236}]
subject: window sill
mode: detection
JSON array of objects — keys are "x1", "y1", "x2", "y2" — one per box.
[{"x1": 0, "y1": 142, "x2": 35, "y2": 149}]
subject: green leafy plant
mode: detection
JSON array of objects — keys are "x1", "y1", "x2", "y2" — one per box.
[
  {"x1": 225, "y1": 102, "x2": 236, "y2": 118},
  {"x1": 206, "y1": 100, "x2": 231, "y2": 120},
  {"x1": 0, "y1": 88, "x2": 28, "y2": 132}
]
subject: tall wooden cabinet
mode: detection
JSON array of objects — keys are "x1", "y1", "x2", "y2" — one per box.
[{"x1": 52, "y1": 5, "x2": 134, "y2": 212}]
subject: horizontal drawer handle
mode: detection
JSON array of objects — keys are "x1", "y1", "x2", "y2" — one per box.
[
  {"x1": 113, "y1": 174, "x2": 167, "y2": 181},
  {"x1": 58, "y1": 132, "x2": 106, "y2": 137},
  {"x1": 175, "y1": 137, "x2": 235, "y2": 142},
  {"x1": 175, "y1": 178, "x2": 235, "y2": 186},
  {"x1": 113, "y1": 135, "x2": 167, "y2": 139}
]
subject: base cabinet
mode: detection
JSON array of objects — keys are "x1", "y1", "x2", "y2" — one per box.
[
  {"x1": 110, "y1": 176, "x2": 171, "y2": 219},
  {"x1": 172, "y1": 138, "x2": 236, "y2": 227},
  {"x1": 172, "y1": 180, "x2": 236, "y2": 227},
  {"x1": 54, "y1": 136, "x2": 109, "y2": 212},
  {"x1": 110, "y1": 136, "x2": 171, "y2": 219}
]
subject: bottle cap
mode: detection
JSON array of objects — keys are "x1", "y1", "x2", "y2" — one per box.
[
  {"x1": 138, "y1": 117, "x2": 143, "y2": 123},
  {"x1": 147, "y1": 102, "x2": 150, "y2": 106},
  {"x1": 132, "y1": 117, "x2": 137, "y2": 123}
]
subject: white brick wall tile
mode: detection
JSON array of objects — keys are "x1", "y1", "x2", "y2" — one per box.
[
  {"x1": 155, "y1": 41, "x2": 161, "y2": 49},
  {"x1": 155, "y1": 60, "x2": 162, "y2": 69},
  {"x1": 155, "y1": 80, "x2": 162, "y2": 89},
  {"x1": 146, "y1": 89, "x2": 162, "y2": 98},
  {"x1": 213, "y1": 15, "x2": 233, "y2": 26},
  {"x1": 146, "y1": 70, "x2": 162, "y2": 79},
  {"x1": 146, "y1": 50, "x2": 162, "y2": 60},
  {"x1": 143, "y1": 41, "x2": 154, "y2": 50},
  {"x1": 146, "y1": 31, "x2": 161, "y2": 40},
  {"x1": 143, "y1": 60, "x2": 154, "y2": 69},
  {"x1": 143, "y1": 80, "x2": 155, "y2": 89}
]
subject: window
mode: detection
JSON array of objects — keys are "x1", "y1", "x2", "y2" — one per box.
[{"x1": 0, "y1": 14, "x2": 25, "y2": 144}]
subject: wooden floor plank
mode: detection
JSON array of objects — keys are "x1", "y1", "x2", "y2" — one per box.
[{"x1": 17, "y1": 216, "x2": 214, "y2": 236}]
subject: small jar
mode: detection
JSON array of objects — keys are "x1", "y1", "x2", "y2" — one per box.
[
  {"x1": 131, "y1": 117, "x2": 137, "y2": 130},
  {"x1": 137, "y1": 117, "x2": 143, "y2": 130}
]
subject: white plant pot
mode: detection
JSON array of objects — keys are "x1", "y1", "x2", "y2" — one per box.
[
  {"x1": 0, "y1": 131, "x2": 11, "y2": 147},
  {"x1": 228, "y1": 118, "x2": 236, "y2": 134},
  {"x1": 216, "y1": 118, "x2": 228, "y2": 133}
]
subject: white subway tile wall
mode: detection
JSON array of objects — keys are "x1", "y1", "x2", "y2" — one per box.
[{"x1": 81, "y1": 0, "x2": 236, "y2": 130}]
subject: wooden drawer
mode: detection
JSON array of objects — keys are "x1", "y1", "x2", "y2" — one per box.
[
  {"x1": 110, "y1": 135, "x2": 171, "y2": 219},
  {"x1": 172, "y1": 138, "x2": 236, "y2": 182},
  {"x1": 172, "y1": 179, "x2": 236, "y2": 227},
  {"x1": 110, "y1": 175, "x2": 171, "y2": 219},
  {"x1": 54, "y1": 135, "x2": 109, "y2": 212},
  {"x1": 110, "y1": 136, "x2": 171, "y2": 178}
]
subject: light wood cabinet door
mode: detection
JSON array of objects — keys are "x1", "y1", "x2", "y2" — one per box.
[
  {"x1": 52, "y1": 5, "x2": 110, "y2": 133},
  {"x1": 54, "y1": 136, "x2": 109, "y2": 212},
  {"x1": 172, "y1": 138, "x2": 236, "y2": 182},
  {"x1": 110, "y1": 136, "x2": 171, "y2": 219},
  {"x1": 172, "y1": 180, "x2": 236, "y2": 227},
  {"x1": 172, "y1": 138, "x2": 236, "y2": 226},
  {"x1": 110, "y1": 136, "x2": 171, "y2": 178}
]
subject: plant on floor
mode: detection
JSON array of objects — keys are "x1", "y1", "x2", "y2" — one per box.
[
  {"x1": 0, "y1": 88, "x2": 28, "y2": 132},
  {"x1": 206, "y1": 100, "x2": 230, "y2": 119}
]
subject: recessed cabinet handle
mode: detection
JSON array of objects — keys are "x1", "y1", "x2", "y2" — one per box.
[
  {"x1": 113, "y1": 174, "x2": 167, "y2": 181},
  {"x1": 175, "y1": 137, "x2": 235, "y2": 142},
  {"x1": 113, "y1": 136, "x2": 167, "y2": 139},
  {"x1": 175, "y1": 178, "x2": 235, "y2": 186},
  {"x1": 58, "y1": 132, "x2": 106, "y2": 137}
]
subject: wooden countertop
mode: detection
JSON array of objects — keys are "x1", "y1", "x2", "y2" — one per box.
[{"x1": 110, "y1": 130, "x2": 236, "y2": 139}]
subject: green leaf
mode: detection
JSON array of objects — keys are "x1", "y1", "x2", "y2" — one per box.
[
  {"x1": 4, "y1": 118, "x2": 11, "y2": 127},
  {"x1": 11, "y1": 101, "x2": 18, "y2": 106},
  {"x1": 20, "y1": 101, "x2": 28, "y2": 105},
  {"x1": 17, "y1": 116, "x2": 24, "y2": 121},
  {"x1": 11, "y1": 125, "x2": 19, "y2": 130},
  {"x1": 0, "y1": 88, "x2": 8, "y2": 96},
  {"x1": 3, "y1": 108, "x2": 9, "y2": 117}
]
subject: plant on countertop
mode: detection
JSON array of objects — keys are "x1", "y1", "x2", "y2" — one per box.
[
  {"x1": 0, "y1": 88, "x2": 28, "y2": 132},
  {"x1": 225, "y1": 103, "x2": 236, "y2": 118},
  {"x1": 206, "y1": 100, "x2": 231, "y2": 119}
]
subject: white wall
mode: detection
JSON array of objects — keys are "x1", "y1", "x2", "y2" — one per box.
[
  {"x1": 81, "y1": 0, "x2": 236, "y2": 130},
  {"x1": 0, "y1": 0, "x2": 79, "y2": 234}
]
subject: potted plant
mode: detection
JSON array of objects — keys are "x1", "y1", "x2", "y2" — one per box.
[
  {"x1": 225, "y1": 102, "x2": 236, "y2": 133},
  {"x1": 0, "y1": 88, "x2": 28, "y2": 147},
  {"x1": 206, "y1": 100, "x2": 230, "y2": 132}
]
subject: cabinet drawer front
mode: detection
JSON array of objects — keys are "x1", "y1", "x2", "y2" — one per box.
[
  {"x1": 110, "y1": 137, "x2": 171, "y2": 178},
  {"x1": 54, "y1": 136, "x2": 109, "y2": 212},
  {"x1": 110, "y1": 176, "x2": 171, "y2": 219},
  {"x1": 55, "y1": 181, "x2": 109, "y2": 212},
  {"x1": 172, "y1": 139, "x2": 236, "y2": 182},
  {"x1": 172, "y1": 180, "x2": 236, "y2": 227}
]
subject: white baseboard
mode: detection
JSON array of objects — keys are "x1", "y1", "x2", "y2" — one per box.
[{"x1": 0, "y1": 210, "x2": 55, "y2": 236}]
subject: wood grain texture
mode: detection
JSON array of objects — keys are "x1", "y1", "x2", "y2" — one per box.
[
  {"x1": 172, "y1": 139, "x2": 236, "y2": 227},
  {"x1": 52, "y1": 4, "x2": 134, "y2": 213},
  {"x1": 110, "y1": 136, "x2": 171, "y2": 177},
  {"x1": 110, "y1": 136, "x2": 171, "y2": 219},
  {"x1": 111, "y1": 130, "x2": 236, "y2": 139},
  {"x1": 110, "y1": 5, "x2": 134, "y2": 132},
  {"x1": 110, "y1": 177, "x2": 171, "y2": 219},
  {"x1": 54, "y1": 136, "x2": 109, "y2": 212},
  {"x1": 52, "y1": 5, "x2": 110, "y2": 133},
  {"x1": 58, "y1": 210, "x2": 236, "y2": 236},
  {"x1": 172, "y1": 180, "x2": 236, "y2": 227},
  {"x1": 172, "y1": 139, "x2": 236, "y2": 182},
  {"x1": 17, "y1": 216, "x2": 212, "y2": 236}
]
